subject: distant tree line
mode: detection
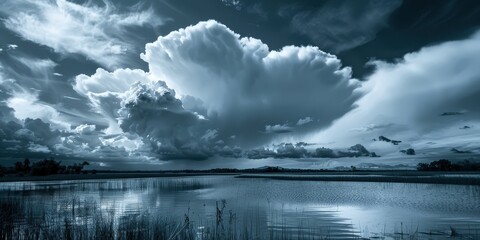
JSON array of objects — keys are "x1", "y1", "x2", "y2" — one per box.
[
  {"x1": 0, "y1": 158, "x2": 96, "y2": 177},
  {"x1": 417, "y1": 159, "x2": 480, "y2": 171}
]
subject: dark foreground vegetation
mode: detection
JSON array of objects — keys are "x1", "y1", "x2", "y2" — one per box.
[
  {"x1": 0, "y1": 197, "x2": 230, "y2": 240},
  {"x1": 2, "y1": 195, "x2": 473, "y2": 240},
  {"x1": 0, "y1": 197, "x2": 340, "y2": 240}
]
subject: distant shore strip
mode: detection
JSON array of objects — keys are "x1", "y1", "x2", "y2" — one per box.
[{"x1": 236, "y1": 174, "x2": 480, "y2": 185}]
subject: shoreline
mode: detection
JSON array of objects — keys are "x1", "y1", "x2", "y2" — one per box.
[
  {"x1": 236, "y1": 173, "x2": 480, "y2": 185},
  {"x1": 0, "y1": 172, "x2": 238, "y2": 183}
]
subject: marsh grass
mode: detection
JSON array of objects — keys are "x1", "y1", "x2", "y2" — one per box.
[
  {"x1": 0, "y1": 196, "x2": 341, "y2": 240},
  {"x1": 4, "y1": 195, "x2": 463, "y2": 240}
]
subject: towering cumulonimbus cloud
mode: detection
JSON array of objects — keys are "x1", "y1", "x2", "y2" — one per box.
[
  {"x1": 72, "y1": 20, "x2": 361, "y2": 160},
  {"x1": 141, "y1": 20, "x2": 360, "y2": 148}
]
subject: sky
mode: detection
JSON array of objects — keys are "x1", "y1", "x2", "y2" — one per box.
[{"x1": 1, "y1": 0, "x2": 480, "y2": 170}]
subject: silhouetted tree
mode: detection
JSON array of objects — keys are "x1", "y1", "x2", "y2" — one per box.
[
  {"x1": 31, "y1": 158, "x2": 62, "y2": 176},
  {"x1": 14, "y1": 162, "x2": 24, "y2": 174},
  {"x1": 71, "y1": 161, "x2": 90, "y2": 174},
  {"x1": 417, "y1": 163, "x2": 429, "y2": 171},
  {"x1": 431, "y1": 159, "x2": 456, "y2": 171},
  {"x1": 417, "y1": 159, "x2": 462, "y2": 171},
  {"x1": 23, "y1": 158, "x2": 31, "y2": 173}
]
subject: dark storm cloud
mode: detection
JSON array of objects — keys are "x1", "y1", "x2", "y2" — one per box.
[
  {"x1": 339, "y1": 0, "x2": 480, "y2": 78},
  {"x1": 118, "y1": 81, "x2": 215, "y2": 160},
  {"x1": 0, "y1": 117, "x2": 60, "y2": 157},
  {"x1": 289, "y1": 0, "x2": 402, "y2": 53},
  {"x1": 244, "y1": 143, "x2": 374, "y2": 159},
  {"x1": 0, "y1": 58, "x2": 149, "y2": 163}
]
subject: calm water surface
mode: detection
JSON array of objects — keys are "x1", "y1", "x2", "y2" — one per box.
[{"x1": 1, "y1": 175, "x2": 479, "y2": 239}]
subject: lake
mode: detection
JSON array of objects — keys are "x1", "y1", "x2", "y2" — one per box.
[{"x1": 1, "y1": 175, "x2": 479, "y2": 239}]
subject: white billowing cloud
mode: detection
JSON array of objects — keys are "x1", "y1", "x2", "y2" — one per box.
[
  {"x1": 7, "y1": 44, "x2": 18, "y2": 50},
  {"x1": 1, "y1": 0, "x2": 163, "y2": 68},
  {"x1": 313, "y1": 31, "x2": 480, "y2": 152},
  {"x1": 142, "y1": 20, "x2": 360, "y2": 147},
  {"x1": 73, "y1": 124, "x2": 96, "y2": 134},
  {"x1": 98, "y1": 134, "x2": 145, "y2": 152},
  {"x1": 75, "y1": 68, "x2": 151, "y2": 95},
  {"x1": 74, "y1": 68, "x2": 152, "y2": 133},
  {"x1": 296, "y1": 117, "x2": 313, "y2": 126},
  {"x1": 74, "y1": 68, "x2": 220, "y2": 159},
  {"x1": 28, "y1": 143, "x2": 51, "y2": 153},
  {"x1": 265, "y1": 124, "x2": 293, "y2": 134}
]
